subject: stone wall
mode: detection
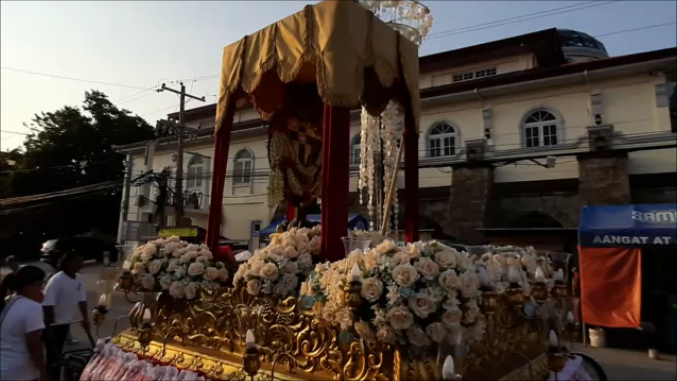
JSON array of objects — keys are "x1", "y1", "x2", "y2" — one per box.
[
  {"x1": 447, "y1": 165, "x2": 493, "y2": 244},
  {"x1": 489, "y1": 193, "x2": 582, "y2": 228},
  {"x1": 345, "y1": 151, "x2": 673, "y2": 244},
  {"x1": 578, "y1": 152, "x2": 631, "y2": 205}
]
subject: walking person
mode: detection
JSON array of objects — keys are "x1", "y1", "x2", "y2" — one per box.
[
  {"x1": 0, "y1": 265, "x2": 48, "y2": 381},
  {"x1": 2, "y1": 255, "x2": 22, "y2": 293},
  {"x1": 42, "y1": 252, "x2": 94, "y2": 381},
  {"x1": 5, "y1": 255, "x2": 21, "y2": 273}
]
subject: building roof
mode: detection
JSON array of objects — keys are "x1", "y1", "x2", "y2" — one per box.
[
  {"x1": 421, "y1": 46, "x2": 675, "y2": 99},
  {"x1": 116, "y1": 37, "x2": 675, "y2": 152}
]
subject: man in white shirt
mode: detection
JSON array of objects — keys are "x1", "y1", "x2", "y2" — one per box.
[{"x1": 42, "y1": 251, "x2": 93, "y2": 381}]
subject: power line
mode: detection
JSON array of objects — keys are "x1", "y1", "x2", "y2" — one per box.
[
  {"x1": 0, "y1": 160, "x2": 120, "y2": 174},
  {"x1": 6, "y1": 116, "x2": 664, "y2": 176},
  {"x1": 142, "y1": 116, "x2": 672, "y2": 161},
  {"x1": 594, "y1": 21, "x2": 677, "y2": 38},
  {"x1": 426, "y1": 1, "x2": 618, "y2": 41},
  {"x1": 0, "y1": 130, "x2": 29, "y2": 136},
  {"x1": 0, "y1": 188, "x2": 116, "y2": 215},
  {"x1": 1, "y1": 180, "x2": 122, "y2": 206},
  {"x1": 174, "y1": 1, "x2": 619, "y2": 83},
  {"x1": 113, "y1": 86, "x2": 159, "y2": 104},
  {"x1": 0, "y1": 66, "x2": 148, "y2": 90}
]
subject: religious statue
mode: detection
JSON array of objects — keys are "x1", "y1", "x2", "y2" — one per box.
[{"x1": 267, "y1": 84, "x2": 324, "y2": 228}]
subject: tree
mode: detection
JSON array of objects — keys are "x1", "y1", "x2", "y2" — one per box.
[
  {"x1": 0, "y1": 149, "x2": 23, "y2": 198},
  {"x1": 155, "y1": 119, "x2": 175, "y2": 138},
  {"x1": 1, "y1": 90, "x2": 158, "y2": 255},
  {"x1": 15, "y1": 91, "x2": 156, "y2": 195}
]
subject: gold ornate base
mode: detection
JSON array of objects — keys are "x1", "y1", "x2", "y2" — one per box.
[
  {"x1": 113, "y1": 286, "x2": 558, "y2": 381},
  {"x1": 111, "y1": 332, "x2": 301, "y2": 381},
  {"x1": 111, "y1": 330, "x2": 551, "y2": 381}
]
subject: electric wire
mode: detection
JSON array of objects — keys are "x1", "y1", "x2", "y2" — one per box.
[
  {"x1": 134, "y1": 115, "x2": 674, "y2": 162},
  {"x1": 0, "y1": 66, "x2": 148, "y2": 90},
  {"x1": 0, "y1": 160, "x2": 123, "y2": 174},
  {"x1": 426, "y1": 1, "x2": 619, "y2": 41},
  {"x1": 174, "y1": 18, "x2": 674, "y2": 87},
  {"x1": 1, "y1": 130, "x2": 29, "y2": 136},
  {"x1": 0, "y1": 188, "x2": 117, "y2": 215},
  {"x1": 2, "y1": 120, "x2": 671, "y2": 180},
  {"x1": 593, "y1": 21, "x2": 677, "y2": 39},
  {"x1": 424, "y1": 1, "x2": 605, "y2": 38},
  {"x1": 1, "y1": 180, "x2": 122, "y2": 206}
]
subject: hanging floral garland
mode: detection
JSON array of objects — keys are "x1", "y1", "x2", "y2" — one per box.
[
  {"x1": 359, "y1": 109, "x2": 379, "y2": 231},
  {"x1": 359, "y1": 101, "x2": 404, "y2": 233}
]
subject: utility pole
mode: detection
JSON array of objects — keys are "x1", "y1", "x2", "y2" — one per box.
[
  {"x1": 116, "y1": 153, "x2": 133, "y2": 245},
  {"x1": 157, "y1": 82, "x2": 205, "y2": 226}
]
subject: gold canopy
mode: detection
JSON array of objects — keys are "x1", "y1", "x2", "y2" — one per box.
[{"x1": 214, "y1": 0, "x2": 420, "y2": 134}]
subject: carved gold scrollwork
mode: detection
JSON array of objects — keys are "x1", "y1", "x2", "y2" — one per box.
[{"x1": 112, "y1": 284, "x2": 553, "y2": 381}]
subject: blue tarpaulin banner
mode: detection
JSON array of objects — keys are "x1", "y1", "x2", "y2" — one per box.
[
  {"x1": 260, "y1": 214, "x2": 368, "y2": 238},
  {"x1": 579, "y1": 204, "x2": 677, "y2": 247}
]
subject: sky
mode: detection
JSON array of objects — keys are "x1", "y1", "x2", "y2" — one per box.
[{"x1": 1, "y1": 0, "x2": 676, "y2": 151}]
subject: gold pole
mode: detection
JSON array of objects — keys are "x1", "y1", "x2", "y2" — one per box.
[{"x1": 380, "y1": 133, "x2": 405, "y2": 236}]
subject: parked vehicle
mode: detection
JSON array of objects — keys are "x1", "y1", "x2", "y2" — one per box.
[{"x1": 40, "y1": 236, "x2": 118, "y2": 267}]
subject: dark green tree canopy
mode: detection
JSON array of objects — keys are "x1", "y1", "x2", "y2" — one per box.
[
  {"x1": 13, "y1": 90, "x2": 156, "y2": 196},
  {"x1": 1, "y1": 90, "x2": 161, "y2": 257}
]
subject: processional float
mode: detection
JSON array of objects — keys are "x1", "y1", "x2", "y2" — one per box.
[{"x1": 85, "y1": 2, "x2": 605, "y2": 381}]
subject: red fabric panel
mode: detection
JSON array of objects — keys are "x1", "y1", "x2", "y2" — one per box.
[
  {"x1": 320, "y1": 105, "x2": 350, "y2": 262},
  {"x1": 403, "y1": 117, "x2": 419, "y2": 243},
  {"x1": 216, "y1": 245, "x2": 234, "y2": 262},
  {"x1": 206, "y1": 106, "x2": 235, "y2": 257},
  {"x1": 579, "y1": 246, "x2": 642, "y2": 328},
  {"x1": 286, "y1": 203, "x2": 295, "y2": 221}
]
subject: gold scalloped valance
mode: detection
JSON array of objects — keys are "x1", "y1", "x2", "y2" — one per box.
[{"x1": 214, "y1": 0, "x2": 420, "y2": 134}]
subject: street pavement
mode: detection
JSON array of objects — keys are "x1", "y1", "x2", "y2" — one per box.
[
  {"x1": 3, "y1": 263, "x2": 675, "y2": 380},
  {"x1": 569, "y1": 343, "x2": 677, "y2": 380}
]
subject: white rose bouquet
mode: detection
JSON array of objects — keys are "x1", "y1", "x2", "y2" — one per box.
[
  {"x1": 120, "y1": 236, "x2": 230, "y2": 300},
  {"x1": 300, "y1": 239, "x2": 488, "y2": 348},
  {"x1": 232, "y1": 226, "x2": 321, "y2": 298}
]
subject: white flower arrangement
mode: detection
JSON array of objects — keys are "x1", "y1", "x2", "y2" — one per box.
[
  {"x1": 300, "y1": 239, "x2": 560, "y2": 349},
  {"x1": 121, "y1": 236, "x2": 229, "y2": 300},
  {"x1": 233, "y1": 226, "x2": 321, "y2": 298}
]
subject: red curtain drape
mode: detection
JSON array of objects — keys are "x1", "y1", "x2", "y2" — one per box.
[
  {"x1": 320, "y1": 105, "x2": 350, "y2": 262},
  {"x1": 579, "y1": 246, "x2": 642, "y2": 328},
  {"x1": 286, "y1": 203, "x2": 295, "y2": 222},
  {"x1": 206, "y1": 106, "x2": 235, "y2": 261}
]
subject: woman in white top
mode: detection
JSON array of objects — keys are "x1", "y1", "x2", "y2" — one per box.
[{"x1": 0, "y1": 265, "x2": 48, "y2": 381}]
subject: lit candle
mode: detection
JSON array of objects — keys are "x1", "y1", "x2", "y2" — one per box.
[
  {"x1": 554, "y1": 269, "x2": 564, "y2": 282},
  {"x1": 142, "y1": 308, "x2": 151, "y2": 323},
  {"x1": 534, "y1": 267, "x2": 546, "y2": 283},
  {"x1": 549, "y1": 330, "x2": 559, "y2": 348},
  {"x1": 508, "y1": 266, "x2": 520, "y2": 284},
  {"x1": 442, "y1": 355, "x2": 455, "y2": 380},
  {"x1": 567, "y1": 311, "x2": 575, "y2": 323},
  {"x1": 350, "y1": 263, "x2": 362, "y2": 283},
  {"x1": 245, "y1": 329, "x2": 256, "y2": 349},
  {"x1": 478, "y1": 266, "x2": 490, "y2": 288}
]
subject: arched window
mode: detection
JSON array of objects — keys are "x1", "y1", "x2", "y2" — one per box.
[
  {"x1": 522, "y1": 110, "x2": 560, "y2": 148},
  {"x1": 350, "y1": 135, "x2": 361, "y2": 166},
  {"x1": 428, "y1": 123, "x2": 458, "y2": 157},
  {"x1": 233, "y1": 149, "x2": 253, "y2": 185},
  {"x1": 187, "y1": 155, "x2": 204, "y2": 189}
]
